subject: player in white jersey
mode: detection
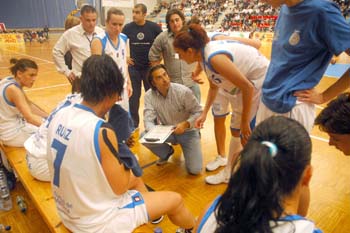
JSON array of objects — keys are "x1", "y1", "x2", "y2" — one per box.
[
  {"x1": 0, "y1": 58, "x2": 48, "y2": 147},
  {"x1": 174, "y1": 24, "x2": 269, "y2": 184},
  {"x1": 194, "y1": 116, "x2": 321, "y2": 233},
  {"x1": 91, "y1": 7, "x2": 132, "y2": 112},
  {"x1": 46, "y1": 54, "x2": 195, "y2": 233},
  {"x1": 24, "y1": 93, "x2": 82, "y2": 181}
]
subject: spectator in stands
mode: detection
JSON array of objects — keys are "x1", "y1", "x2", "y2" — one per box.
[
  {"x1": 53, "y1": 5, "x2": 103, "y2": 93},
  {"x1": 195, "y1": 116, "x2": 320, "y2": 233},
  {"x1": 0, "y1": 58, "x2": 48, "y2": 147},
  {"x1": 122, "y1": 3, "x2": 162, "y2": 128},
  {"x1": 149, "y1": 8, "x2": 202, "y2": 102},
  {"x1": 314, "y1": 93, "x2": 350, "y2": 156},
  {"x1": 43, "y1": 25, "x2": 49, "y2": 39},
  {"x1": 46, "y1": 54, "x2": 196, "y2": 232},
  {"x1": 142, "y1": 64, "x2": 203, "y2": 175}
]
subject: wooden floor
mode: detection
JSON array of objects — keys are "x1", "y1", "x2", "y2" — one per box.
[{"x1": 1, "y1": 36, "x2": 350, "y2": 233}]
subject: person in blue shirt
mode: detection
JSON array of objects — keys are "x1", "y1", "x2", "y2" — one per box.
[
  {"x1": 195, "y1": 116, "x2": 322, "y2": 233},
  {"x1": 257, "y1": 0, "x2": 350, "y2": 133},
  {"x1": 257, "y1": 0, "x2": 350, "y2": 217}
]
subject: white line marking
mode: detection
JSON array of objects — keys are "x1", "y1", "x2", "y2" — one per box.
[
  {"x1": 310, "y1": 135, "x2": 329, "y2": 143},
  {"x1": 0, "y1": 47, "x2": 54, "y2": 64},
  {"x1": 25, "y1": 83, "x2": 69, "y2": 92}
]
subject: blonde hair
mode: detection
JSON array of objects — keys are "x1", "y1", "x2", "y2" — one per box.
[{"x1": 64, "y1": 16, "x2": 80, "y2": 30}]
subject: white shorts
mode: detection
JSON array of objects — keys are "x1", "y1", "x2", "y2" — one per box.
[
  {"x1": 104, "y1": 191, "x2": 149, "y2": 232},
  {"x1": 256, "y1": 100, "x2": 315, "y2": 133},
  {"x1": 26, "y1": 152, "x2": 50, "y2": 182},
  {"x1": 1, "y1": 123, "x2": 37, "y2": 147},
  {"x1": 212, "y1": 88, "x2": 261, "y2": 130}
]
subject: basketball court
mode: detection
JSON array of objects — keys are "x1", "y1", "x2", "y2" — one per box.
[{"x1": 1, "y1": 31, "x2": 350, "y2": 232}]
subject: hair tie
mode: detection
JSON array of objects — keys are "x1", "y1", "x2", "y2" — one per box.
[{"x1": 261, "y1": 141, "x2": 278, "y2": 157}]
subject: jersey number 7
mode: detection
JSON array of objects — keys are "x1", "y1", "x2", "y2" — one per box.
[{"x1": 51, "y1": 139, "x2": 67, "y2": 187}]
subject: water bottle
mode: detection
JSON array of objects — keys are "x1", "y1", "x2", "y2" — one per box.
[
  {"x1": 0, "y1": 169, "x2": 12, "y2": 211},
  {"x1": 0, "y1": 224, "x2": 11, "y2": 231},
  {"x1": 16, "y1": 195, "x2": 27, "y2": 213},
  {"x1": 154, "y1": 227, "x2": 163, "y2": 233}
]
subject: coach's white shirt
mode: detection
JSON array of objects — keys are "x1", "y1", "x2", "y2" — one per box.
[{"x1": 52, "y1": 24, "x2": 104, "y2": 77}]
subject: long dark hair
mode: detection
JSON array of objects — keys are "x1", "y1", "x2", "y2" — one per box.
[{"x1": 215, "y1": 116, "x2": 312, "y2": 233}]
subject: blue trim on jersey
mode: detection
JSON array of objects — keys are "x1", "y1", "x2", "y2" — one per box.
[
  {"x1": 121, "y1": 192, "x2": 145, "y2": 209},
  {"x1": 119, "y1": 33, "x2": 127, "y2": 43},
  {"x1": 106, "y1": 32, "x2": 120, "y2": 50},
  {"x1": 207, "y1": 50, "x2": 233, "y2": 74},
  {"x1": 280, "y1": 215, "x2": 323, "y2": 233},
  {"x1": 73, "y1": 103, "x2": 96, "y2": 115},
  {"x1": 197, "y1": 196, "x2": 221, "y2": 233},
  {"x1": 2, "y1": 81, "x2": 20, "y2": 107},
  {"x1": 45, "y1": 100, "x2": 72, "y2": 128},
  {"x1": 94, "y1": 120, "x2": 103, "y2": 163},
  {"x1": 99, "y1": 36, "x2": 108, "y2": 53},
  {"x1": 230, "y1": 116, "x2": 256, "y2": 131},
  {"x1": 212, "y1": 111, "x2": 230, "y2": 117}
]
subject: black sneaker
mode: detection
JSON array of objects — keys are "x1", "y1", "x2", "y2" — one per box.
[
  {"x1": 156, "y1": 146, "x2": 174, "y2": 165},
  {"x1": 151, "y1": 215, "x2": 164, "y2": 224}
]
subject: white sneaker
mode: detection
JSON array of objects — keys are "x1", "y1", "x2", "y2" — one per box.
[
  {"x1": 205, "y1": 169, "x2": 230, "y2": 185},
  {"x1": 206, "y1": 155, "x2": 227, "y2": 171}
]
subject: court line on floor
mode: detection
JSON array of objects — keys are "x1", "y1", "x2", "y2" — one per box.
[
  {"x1": 25, "y1": 83, "x2": 69, "y2": 92},
  {"x1": 310, "y1": 135, "x2": 329, "y2": 143},
  {"x1": 0, "y1": 48, "x2": 54, "y2": 64}
]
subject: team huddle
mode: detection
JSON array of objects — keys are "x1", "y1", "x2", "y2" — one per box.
[{"x1": 1, "y1": 0, "x2": 350, "y2": 232}]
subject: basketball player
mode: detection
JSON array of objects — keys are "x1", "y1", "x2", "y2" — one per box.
[{"x1": 46, "y1": 54, "x2": 195, "y2": 232}]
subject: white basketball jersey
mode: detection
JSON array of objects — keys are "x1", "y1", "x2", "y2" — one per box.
[
  {"x1": 95, "y1": 32, "x2": 129, "y2": 110},
  {"x1": 95, "y1": 31, "x2": 128, "y2": 86},
  {"x1": 24, "y1": 94, "x2": 82, "y2": 159},
  {"x1": 47, "y1": 104, "x2": 139, "y2": 232},
  {"x1": 201, "y1": 40, "x2": 269, "y2": 95},
  {"x1": 198, "y1": 197, "x2": 322, "y2": 233},
  {"x1": 0, "y1": 77, "x2": 26, "y2": 141}
]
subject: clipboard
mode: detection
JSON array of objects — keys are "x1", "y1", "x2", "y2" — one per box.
[{"x1": 140, "y1": 125, "x2": 175, "y2": 144}]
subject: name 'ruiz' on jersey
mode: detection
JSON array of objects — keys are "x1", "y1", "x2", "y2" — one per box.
[{"x1": 201, "y1": 40, "x2": 269, "y2": 95}]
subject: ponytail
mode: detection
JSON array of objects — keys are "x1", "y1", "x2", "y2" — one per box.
[
  {"x1": 9, "y1": 58, "x2": 38, "y2": 76},
  {"x1": 215, "y1": 116, "x2": 311, "y2": 233},
  {"x1": 173, "y1": 24, "x2": 209, "y2": 52}
]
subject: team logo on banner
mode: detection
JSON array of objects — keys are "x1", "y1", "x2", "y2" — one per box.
[{"x1": 289, "y1": 30, "x2": 300, "y2": 46}]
